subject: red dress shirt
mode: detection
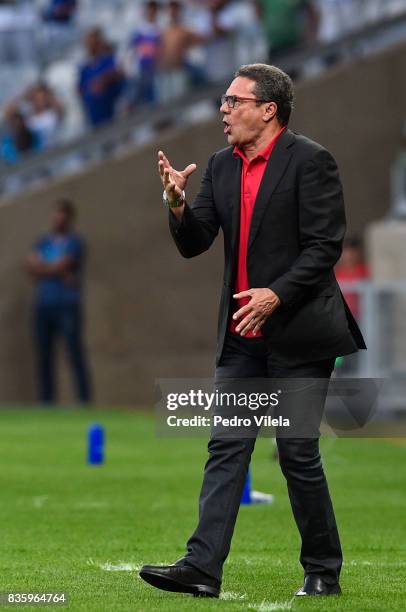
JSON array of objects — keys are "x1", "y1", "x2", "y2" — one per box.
[{"x1": 229, "y1": 126, "x2": 286, "y2": 337}]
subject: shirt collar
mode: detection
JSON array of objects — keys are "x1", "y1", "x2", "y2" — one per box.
[{"x1": 233, "y1": 126, "x2": 287, "y2": 163}]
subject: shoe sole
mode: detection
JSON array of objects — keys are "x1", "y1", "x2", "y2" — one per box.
[{"x1": 139, "y1": 569, "x2": 220, "y2": 598}]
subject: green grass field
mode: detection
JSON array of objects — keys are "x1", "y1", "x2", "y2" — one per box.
[{"x1": 0, "y1": 409, "x2": 405, "y2": 611}]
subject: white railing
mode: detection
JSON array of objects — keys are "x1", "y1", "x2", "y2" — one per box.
[{"x1": 337, "y1": 280, "x2": 406, "y2": 413}]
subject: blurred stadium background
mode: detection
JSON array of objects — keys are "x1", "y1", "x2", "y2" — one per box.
[{"x1": 0, "y1": 1, "x2": 406, "y2": 609}]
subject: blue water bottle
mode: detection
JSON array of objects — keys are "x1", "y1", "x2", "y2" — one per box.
[
  {"x1": 240, "y1": 468, "x2": 252, "y2": 505},
  {"x1": 87, "y1": 423, "x2": 105, "y2": 465}
]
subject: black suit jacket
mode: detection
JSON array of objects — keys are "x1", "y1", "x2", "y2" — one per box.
[{"x1": 169, "y1": 128, "x2": 366, "y2": 366}]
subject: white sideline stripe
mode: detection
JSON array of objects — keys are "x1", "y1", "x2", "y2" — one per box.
[
  {"x1": 248, "y1": 597, "x2": 294, "y2": 611},
  {"x1": 101, "y1": 562, "x2": 142, "y2": 572},
  {"x1": 86, "y1": 559, "x2": 142, "y2": 572},
  {"x1": 347, "y1": 560, "x2": 406, "y2": 567},
  {"x1": 33, "y1": 495, "x2": 48, "y2": 508},
  {"x1": 221, "y1": 591, "x2": 247, "y2": 601}
]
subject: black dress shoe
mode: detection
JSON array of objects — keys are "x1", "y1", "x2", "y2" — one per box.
[
  {"x1": 139, "y1": 562, "x2": 220, "y2": 598},
  {"x1": 295, "y1": 575, "x2": 342, "y2": 596}
]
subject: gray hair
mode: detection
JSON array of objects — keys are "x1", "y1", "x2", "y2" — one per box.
[{"x1": 235, "y1": 64, "x2": 294, "y2": 126}]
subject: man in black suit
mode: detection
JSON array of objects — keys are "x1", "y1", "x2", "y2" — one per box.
[{"x1": 140, "y1": 64, "x2": 366, "y2": 598}]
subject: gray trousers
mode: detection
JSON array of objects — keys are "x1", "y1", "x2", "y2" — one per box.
[{"x1": 183, "y1": 332, "x2": 342, "y2": 585}]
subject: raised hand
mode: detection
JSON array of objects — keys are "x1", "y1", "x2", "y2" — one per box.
[{"x1": 158, "y1": 150, "x2": 197, "y2": 207}]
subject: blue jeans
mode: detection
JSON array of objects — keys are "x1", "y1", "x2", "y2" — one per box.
[{"x1": 34, "y1": 302, "x2": 91, "y2": 404}]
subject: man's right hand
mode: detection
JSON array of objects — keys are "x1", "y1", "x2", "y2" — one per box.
[{"x1": 158, "y1": 150, "x2": 197, "y2": 220}]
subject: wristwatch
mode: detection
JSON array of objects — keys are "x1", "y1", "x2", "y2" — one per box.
[{"x1": 163, "y1": 189, "x2": 185, "y2": 209}]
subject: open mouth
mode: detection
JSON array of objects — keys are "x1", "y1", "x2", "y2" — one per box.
[{"x1": 223, "y1": 120, "x2": 231, "y2": 134}]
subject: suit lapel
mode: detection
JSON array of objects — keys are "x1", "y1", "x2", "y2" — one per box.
[
  {"x1": 230, "y1": 154, "x2": 242, "y2": 260},
  {"x1": 248, "y1": 129, "x2": 295, "y2": 251}
]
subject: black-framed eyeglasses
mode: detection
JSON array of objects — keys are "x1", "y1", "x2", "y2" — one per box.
[{"x1": 220, "y1": 94, "x2": 268, "y2": 109}]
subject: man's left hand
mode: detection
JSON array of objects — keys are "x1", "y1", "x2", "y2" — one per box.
[{"x1": 233, "y1": 288, "x2": 281, "y2": 336}]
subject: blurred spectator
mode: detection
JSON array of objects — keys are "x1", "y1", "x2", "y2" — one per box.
[
  {"x1": 315, "y1": 0, "x2": 371, "y2": 45},
  {"x1": 0, "y1": 0, "x2": 38, "y2": 64},
  {"x1": 126, "y1": 0, "x2": 162, "y2": 105},
  {"x1": 0, "y1": 0, "x2": 400, "y2": 171},
  {"x1": 4, "y1": 82, "x2": 64, "y2": 149},
  {"x1": 26, "y1": 82, "x2": 64, "y2": 147},
  {"x1": 0, "y1": 109, "x2": 40, "y2": 164},
  {"x1": 335, "y1": 236, "x2": 369, "y2": 319},
  {"x1": 160, "y1": 0, "x2": 206, "y2": 89},
  {"x1": 205, "y1": 0, "x2": 265, "y2": 82},
  {"x1": 26, "y1": 199, "x2": 91, "y2": 404},
  {"x1": 256, "y1": 0, "x2": 319, "y2": 62},
  {"x1": 184, "y1": 0, "x2": 213, "y2": 37},
  {"x1": 334, "y1": 235, "x2": 369, "y2": 375},
  {"x1": 40, "y1": 0, "x2": 78, "y2": 66},
  {"x1": 43, "y1": 0, "x2": 77, "y2": 25},
  {"x1": 78, "y1": 28, "x2": 125, "y2": 127}
]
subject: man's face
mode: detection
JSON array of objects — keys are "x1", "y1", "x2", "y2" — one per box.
[
  {"x1": 52, "y1": 209, "x2": 71, "y2": 233},
  {"x1": 145, "y1": 1, "x2": 158, "y2": 22},
  {"x1": 85, "y1": 30, "x2": 102, "y2": 57},
  {"x1": 30, "y1": 86, "x2": 48, "y2": 112},
  {"x1": 220, "y1": 77, "x2": 274, "y2": 149},
  {"x1": 168, "y1": 1, "x2": 181, "y2": 20}
]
